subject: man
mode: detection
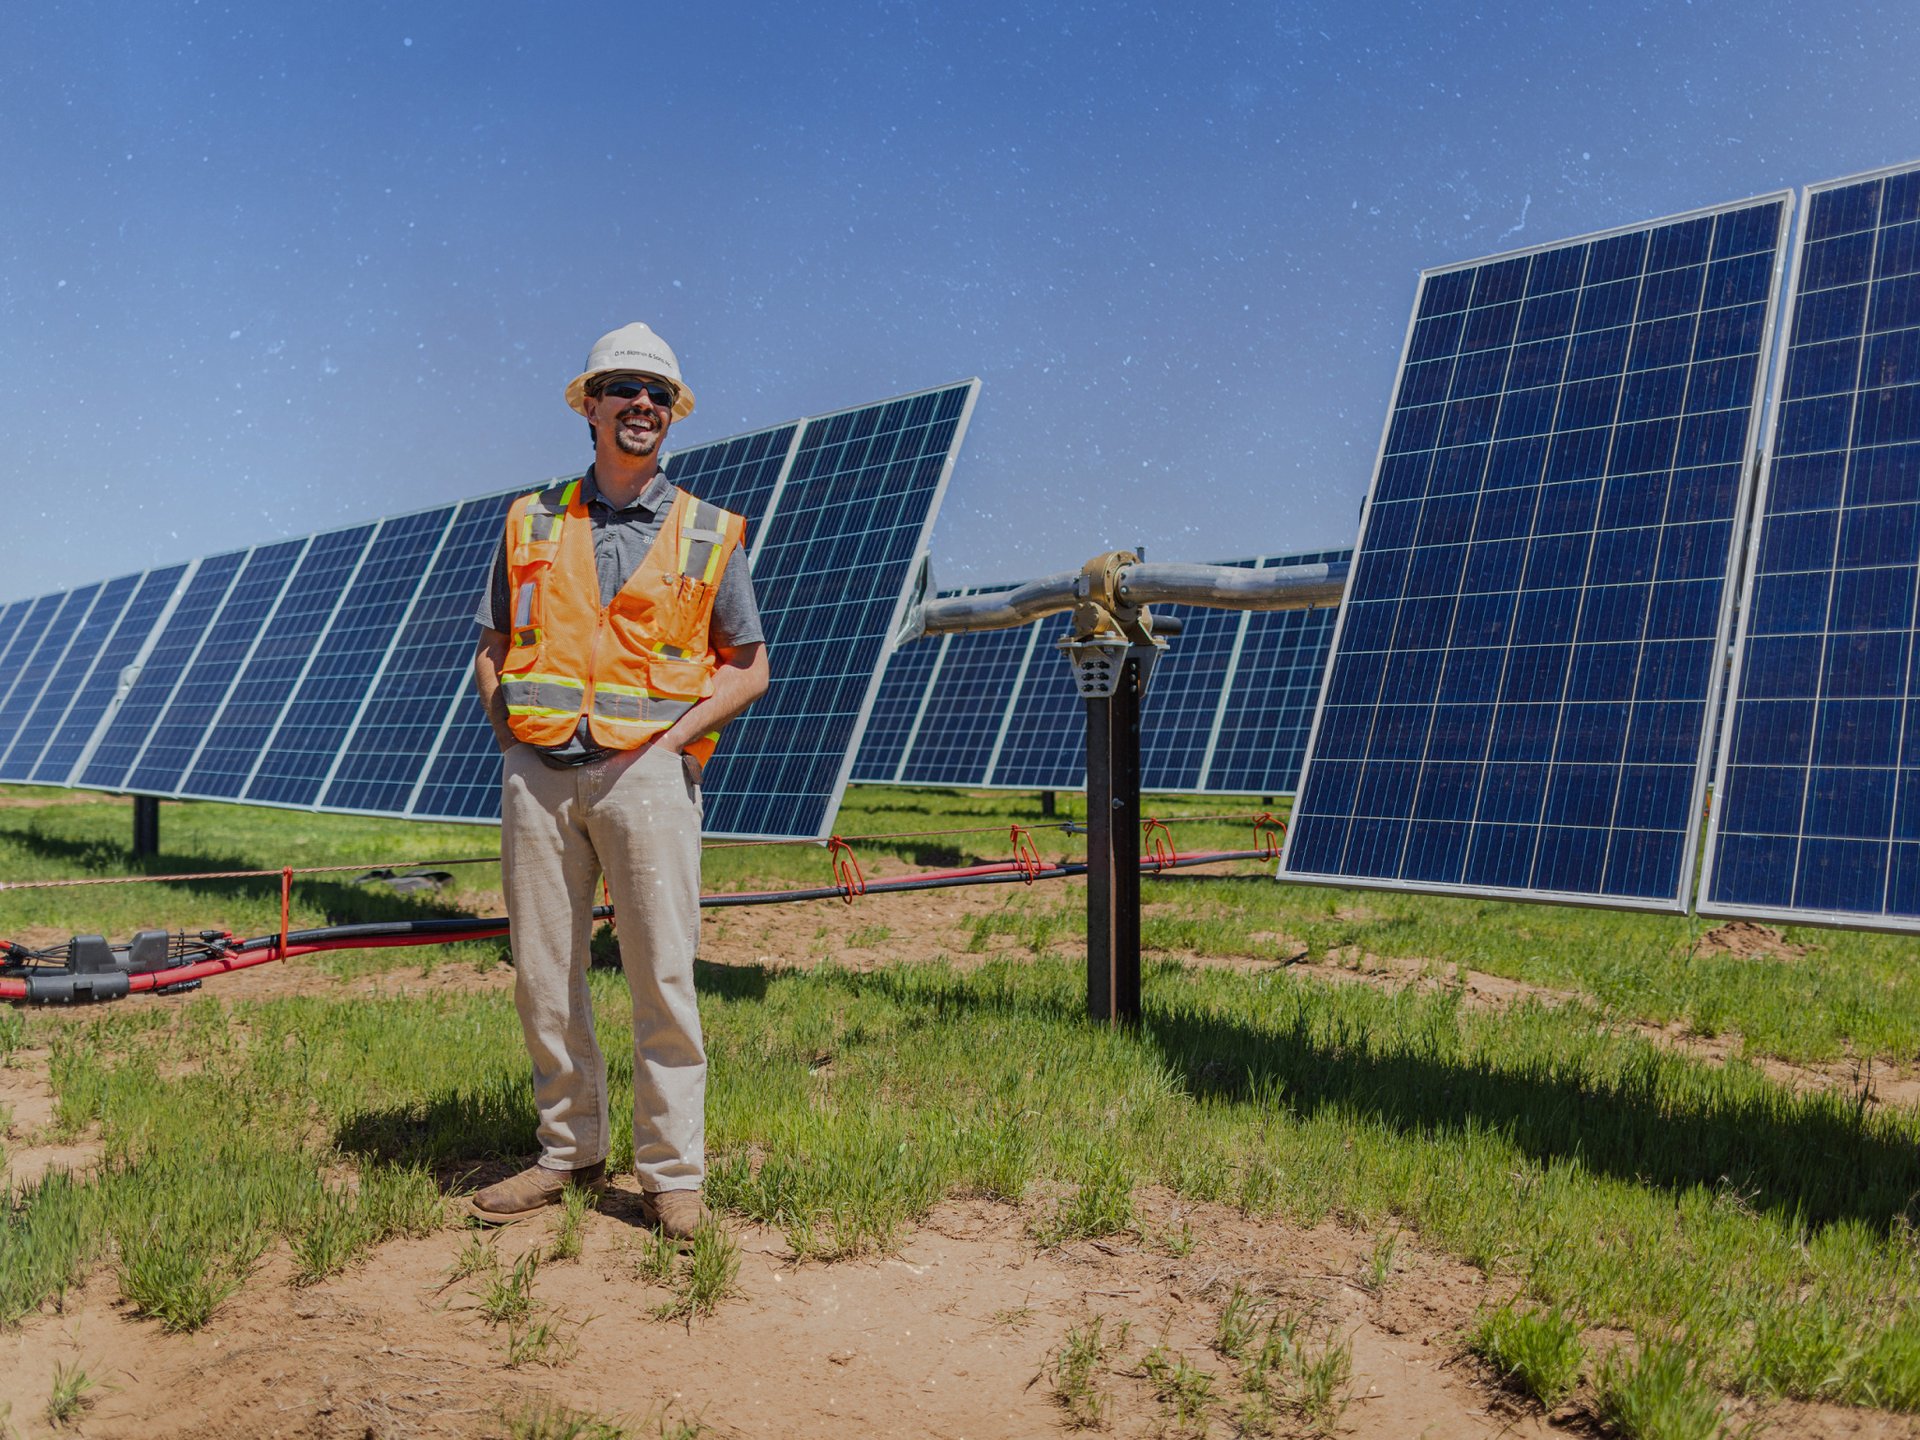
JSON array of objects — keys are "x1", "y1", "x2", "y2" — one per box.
[{"x1": 469, "y1": 323, "x2": 769, "y2": 1238}]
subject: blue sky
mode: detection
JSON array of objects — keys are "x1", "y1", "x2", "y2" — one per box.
[{"x1": 3, "y1": 0, "x2": 1917, "y2": 601}]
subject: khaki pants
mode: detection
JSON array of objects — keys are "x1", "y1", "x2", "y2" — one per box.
[{"x1": 500, "y1": 741, "x2": 705, "y2": 1191}]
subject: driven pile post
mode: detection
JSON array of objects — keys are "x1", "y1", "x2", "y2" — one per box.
[{"x1": 132, "y1": 796, "x2": 159, "y2": 858}]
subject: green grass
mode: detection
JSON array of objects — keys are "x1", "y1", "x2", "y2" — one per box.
[
  {"x1": 1470, "y1": 1303, "x2": 1586, "y2": 1408},
  {"x1": 44, "y1": 1359, "x2": 97, "y2": 1428},
  {"x1": 1598, "y1": 1339, "x2": 1737, "y2": 1440},
  {"x1": 7, "y1": 784, "x2": 1920, "y2": 1423}
]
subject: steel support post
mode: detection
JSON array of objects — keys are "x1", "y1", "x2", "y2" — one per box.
[
  {"x1": 132, "y1": 795, "x2": 160, "y2": 858},
  {"x1": 1084, "y1": 655, "x2": 1143, "y2": 1023}
]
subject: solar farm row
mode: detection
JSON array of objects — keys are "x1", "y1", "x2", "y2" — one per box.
[
  {"x1": 0, "y1": 381, "x2": 979, "y2": 841},
  {"x1": 850, "y1": 553, "x2": 1348, "y2": 796},
  {"x1": 1283, "y1": 157, "x2": 1920, "y2": 936}
]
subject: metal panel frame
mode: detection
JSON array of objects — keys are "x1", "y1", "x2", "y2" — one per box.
[
  {"x1": 1279, "y1": 190, "x2": 1797, "y2": 912},
  {"x1": 1698, "y1": 160, "x2": 1920, "y2": 931}
]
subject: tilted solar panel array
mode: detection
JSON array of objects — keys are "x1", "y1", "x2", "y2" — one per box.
[
  {"x1": 1703, "y1": 161, "x2": 1920, "y2": 930},
  {"x1": 851, "y1": 551, "x2": 1348, "y2": 795},
  {"x1": 1282, "y1": 194, "x2": 1793, "y2": 910},
  {"x1": 3, "y1": 382, "x2": 977, "y2": 842}
]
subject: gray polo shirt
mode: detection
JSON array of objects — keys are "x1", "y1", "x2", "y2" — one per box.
[{"x1": 476, "y1": 465, "x2": 764, "y2": 767}]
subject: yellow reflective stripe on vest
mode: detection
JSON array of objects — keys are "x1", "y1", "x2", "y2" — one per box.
[
  {"x1": 590, "y1": 679, "x2": 698, "y2": 725},
  {"x1": 501, "y1": 673, "x2": 586, "y2": 717},
  {"x1": 675, "y1": 494, "x2": 733, "y2": 584}
]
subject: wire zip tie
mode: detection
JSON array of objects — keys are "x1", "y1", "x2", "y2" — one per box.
[
  {"x1": 1142, "y1": 817, "x2": 1176, "y2": 872},
  {"x1": 1253, "y1": 811, "x2": 1286, "y2": 860},
  {"x1": 278, "y1": 867, "x2": 293, "y2": 963},
  {"x1": 1009, "y1": 825, "x2": 1044, "y2": 884},
  {"x1": 827, "y1": 835, "x2": 867, "y2": 905}
]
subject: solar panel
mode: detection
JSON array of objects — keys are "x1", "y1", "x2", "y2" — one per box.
[
  {"x1": 1202, "y1": 551, "x2": 1348, "y2": 795},
  {"x1": 80, "y1": 552, "x2": 249, "y2": 788},
  {"x1": 697, "y1": 381, "x2": 979, "y2": 838},
  {"x1": 1702, "y1": 162, "x2": 1920, "y2": 928},
  {"x1": 0, "y1": 576, "x2": 138, "y2": 781},
  {"x1": 846, "y1": 620, "x2": 948, "y2": 783},
  {"x1": 0, "y1": 587, "x2": 105, "y2": 771},
  {"x1": 1137, "y1": 581, "x2": 1258, "y2": 793},
  {"x1": 245, "y1": 507, "x2": 456, "y2": 808},
  {"x1": 888, "y1": 589, "x2": 1032, "y2": 786},
  {"x1": 178, "y1": 526, "x2": 376, "y2": 799},
  {"x1": 989, "y1": 611, "x2": 1087, "y2": 791},
  {"x1": 38, "y1": 567, "x2": 192, "y2": 785},
  {"x1": 322, "y1": 496, "x2": 516, "y2": 815},
  {"x1": 121, "y1": 541, "x2": 307, "y2": 795},
  {"x1": 1282, "y1": 194, "x2": 1793, "y2": 909}
]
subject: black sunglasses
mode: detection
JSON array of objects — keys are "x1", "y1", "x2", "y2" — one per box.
[{"x1": 595, "y1": 377, "x2": 677, "y2": 409}]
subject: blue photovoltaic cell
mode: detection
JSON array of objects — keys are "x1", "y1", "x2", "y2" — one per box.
[
  {"x1": 123, "y1": 542, "x2": 306, "y2": 795},
  {"x1": 0, "y1": 584, "x2": 108, "y2": 780},
  {"x1": 657, "y1": 424, "x2": 798, "y2": 533},
  {"x1": 1, "y1": 576, "x2": 140, "y2": 780},
  {"x1": 848, "y1": 625, "x2": 947, "y2": 783},
  {"x1": 246, "y1": 507, "x2": 454, "y2": 807},
  {"x1": 700, "y1": 381, "x2": 976, "y2": 838},
  {"x1": 0, "y1": 595, "x2": 64, "y2": 722},
  {"x1": 178, "y1": 526, "x2": 377, "y2": 800},
  {"x1": 895, "y1": 615, "x2": 1035, "y2": 786},
  {"x1": 407, "y1": 703, "x2": 505, "y2": 822},
  {"x1": 1137, "y1": 583, "x2": 1256, "y2": 793},
  {"x1": 1203, "y1": 550, "x2": 1348, "y2": 795},
  {"x1": 33, "y1": 567, "x2": 189, "y2": 784},
  {"x1": 324, "y1": 494, "x2": 515, "y2": 814},
  {"x1": 0, "y1": 599, "x2": 41, "y2": 718},
  {"x1": 80, "y1": 552, "x2": 249, "y2": 788},
  {"x1": 1704, "y1": 164, "x2": 1920, "y2": 926},
  {"x1": 1283, "y1": 196, "x2": 1790, "y2": 907},
  {"x1": 990, "y1": 612, "x2": 1085, "y2": 791}
]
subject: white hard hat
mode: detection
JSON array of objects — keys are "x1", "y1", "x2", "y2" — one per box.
[{"x1": 564, "y1": 323, "x2": 695, "y2": 421}]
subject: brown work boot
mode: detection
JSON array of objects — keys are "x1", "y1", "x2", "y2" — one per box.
[
  {"x1": 468, "y1": 1161, "x2": 606, "y2": 1225},
  {"x1": 640, "y1": 1188, "x2": 711, "y2": 1240}
]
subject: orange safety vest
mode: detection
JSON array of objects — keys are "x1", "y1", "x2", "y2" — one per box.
[{"x1": 499, "y1": 478, "x2": 747, "y2": 763}]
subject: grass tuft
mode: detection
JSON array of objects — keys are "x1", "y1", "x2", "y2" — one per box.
[
  {"x1": 548, "y1": 1183, "x2": 591, "y2": 1263},
  {"x1": 1471, "y1": 1303, "x2": 1585, "y2": 1408},
  {"x1": 477, "y1": 1249, "x2": 540, "y2": 1328},
  {"x1": 653, "y1": 1225, "x2": 740, "y2": 1322},
  {"x1": 1597, "y1": 1339, "x2": 1732, "y2": 1440},
  {"x1": 1049, "y1": 1315, "x2": 1121, "y2": 1428},
  {"x1": 44, "y1": 1360, "x2": 97, "y2": 1428}
]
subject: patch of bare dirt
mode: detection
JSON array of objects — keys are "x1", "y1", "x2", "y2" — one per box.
[
  {"x1": 4, "y1": 1186, "x2": 1909, "y2": 1439},
  {"x1": 1, "y1": 1049, "x2": 101, "y2": 1191},
  {"x1": 0, "y1": 1187, "x2": 1526, "y2": 1440},
  {"x1": 1695, "y1": 920, "x2": 1809, "y2": 961}
]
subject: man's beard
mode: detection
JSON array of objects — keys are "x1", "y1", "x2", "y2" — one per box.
[{"x1": 613, "y1": 412, "x2": 663, "y2": 457}]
